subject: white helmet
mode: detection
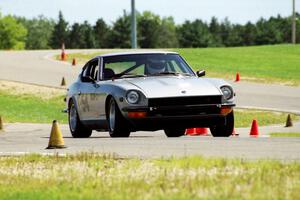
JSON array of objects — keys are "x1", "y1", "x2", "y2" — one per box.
[{"x1": 146, "y1": 61, "x2": 166, "y2": 75}]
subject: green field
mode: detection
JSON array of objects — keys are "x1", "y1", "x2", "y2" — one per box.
[
  {"x1": 62, "y1": 44, "x2": 300, "y2": 85},
  {"x1": 0, "y1": 90, "x2": 298, "y2": 128},
  {"x1": 270, "y1": 133, "x2": 300, "y2": 137},
  {"x1": 0, "y1": 91, "x2": 67, "y2": 124},
  {"x1": 0, "y1": 153, "x2": 299, "y2": 200}
]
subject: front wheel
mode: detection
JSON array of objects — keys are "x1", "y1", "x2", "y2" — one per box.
[
  {"x1": 107, "y1": 98, "x2": 130, "y2": 137},
  {"x1": 68, "y1": 100, "x2": 92, "y2": 138},
  {"x1": 164, "y1": 128, "x2": 186, "y2": 137},
  {"x1": 210, "y1": 111, "x2": 234, "y2": 137}
]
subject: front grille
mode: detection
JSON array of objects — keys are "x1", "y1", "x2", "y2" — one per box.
[
  {"x1": 148, "y1": 95, "x2": 222, "y2": 107},
  {"x1": 149, "y1": 106, "x2": 220, "y2": 116}
]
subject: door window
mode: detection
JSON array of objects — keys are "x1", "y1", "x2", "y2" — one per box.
[{"x1": 82, "y1": 59, "x2": 99, "y2": 82}]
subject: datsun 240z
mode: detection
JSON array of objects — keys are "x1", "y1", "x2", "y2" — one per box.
[{"x1": 65, "y1": 52, "x2": 235, "y2": 138}]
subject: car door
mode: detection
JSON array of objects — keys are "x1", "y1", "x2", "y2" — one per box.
[
  {"x1": 77, "y1": 58, "x2": 99, "y2": 121},
  {"x1": 88, "y1": 58, "x2": 107, "y2": 121},
  {"x1": 92, "y1": 57, "x2": 107, "y2": 121}
]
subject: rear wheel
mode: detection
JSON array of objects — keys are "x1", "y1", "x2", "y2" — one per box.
[
  {"x1": 164, "y1": 128, "x2": 185, "y2": 137},
  {"x1": 210, "y1": 111, "x2": 234, "y2": 137},
  {"x1": 107, "y1": 98, "x2": 130, "y2": 137},
  {"x1": 68, "y1": 100, "x2": 92, "y2": 138}
]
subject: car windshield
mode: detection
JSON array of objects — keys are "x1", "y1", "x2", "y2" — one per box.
[{"x1": 102, "y1": 54, "x2": 195, "y2": 79}]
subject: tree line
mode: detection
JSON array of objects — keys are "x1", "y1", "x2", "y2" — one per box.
[{"x1": 0, "y1": 10, "x2": 299, "y2": 50}]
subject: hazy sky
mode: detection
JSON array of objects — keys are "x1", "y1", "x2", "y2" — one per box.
[{"x1": 0, "y1": 0, "x2": 296, "y2": 25}]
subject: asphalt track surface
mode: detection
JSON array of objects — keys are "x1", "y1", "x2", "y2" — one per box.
[
  {"x1": 1, "y1": 122, "x2": 300, "y2": 161},
  {"x1": 0, "y1": 50, "x2": 300, "y2": 160}
]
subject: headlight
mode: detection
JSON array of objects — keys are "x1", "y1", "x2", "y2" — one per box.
[
  {"x1": 221, "y1": 86, "x2": 233, "y2": 100},
  {"x1": 126, "y1": 91, "x2": 140, "y2": 104}
]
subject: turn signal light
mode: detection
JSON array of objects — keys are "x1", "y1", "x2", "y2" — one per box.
[
  {"x1": 128, "y1": 112, "x2": 147, "y2": 118},
  {"x1": 220, "y1": 106, "x2": 232, "y2": 115}
]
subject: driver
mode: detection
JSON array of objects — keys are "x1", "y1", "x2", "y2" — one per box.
[{"x1": 146, "y1": 61, "x2": 167, "y2": 75}]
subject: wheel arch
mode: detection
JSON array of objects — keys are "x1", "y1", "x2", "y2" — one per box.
[
  {"x1": 68, "y1": 97, "x2": 81, "y2": 120},
  {"x1": 105, "y1": 95, "x2": 114, "y2": 120}
]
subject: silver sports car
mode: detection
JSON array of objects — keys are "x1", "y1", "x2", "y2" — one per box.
[{"x1": 66, "y1": 51, "x2": 235, "y2": 138}]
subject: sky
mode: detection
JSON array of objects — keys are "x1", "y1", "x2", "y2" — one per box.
[{"x1": 0, "y1": 0, "x2": 296, "y2": 25}]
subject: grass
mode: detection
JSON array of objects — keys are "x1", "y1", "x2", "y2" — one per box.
[
  {"x1": 0, "y1": 90, "x2": 298, "y2": 127},
  {"x1": 234, "y1": 109, "x2": 299, "y2": 128},
  {"x1": 270, "y1": 133, "x2": 300, "y2": 137},
  {"x1": 0, "y1": 91, "x2": 67, "y2": 124},
  {"x1": 61, "y1": 44, "x2": 300, "y2": 85},
  {"x1": 176, "y1": 44, "x2": 300, "y2": 85},
  {"x1": 0, "y1": 153, "x2": 299, "y2": 200}
]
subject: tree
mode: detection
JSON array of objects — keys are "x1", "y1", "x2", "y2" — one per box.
[
  {"x1": 50, "y1": 11, "x2": 69, "y2": 49},
  {"x1": 242, "y1": 22, "x2": 257, "y2": 46},
  {"x1": 3, "y1": 10, "x2": 299, "y2": 49},
  {"x1": 69, "y1": 21, "x2": 95, "y2": 49},
  {"x1": 255, "y1": 18, "x2": 283, "y2": 45},
  {"x1": 138, "y1": 11, "x2": 161, "y2": 48},
  {"x1": 226, "y1": 25, "x2": 244, "y2": 46},
  {"x1": 155, "y1": 17, "x2": 179, "y2": 48},
  {"x1": 0, "y1": 14, "x2": 27, "y2": 49},
  {"x1": 276, "y1": 15, "x2": 291, "y2": 43},
  {"x1": 107, "y1": 11, "x2": 131, "y2": 48},
  {"x1": 93, "y1": 18, "x2": 110, "y2": 48},
  {"x1": 82, "y1": 21, "x2": 95, "y2": 48},
  {"x1": 219, "y1": 18, "x2": 232, "y2": 46},
  {"x1": 296, "y1": 13, "x2": 300, "y2": 43},
  {"x1": 209, "y1": 17, "x2": 222, "y2": 47},
  {"x1": 177, "y1": 20, "x2": 212, "y2": 47},
  {"x1": 69, "y1": 23, "x2": 85, "y2": 48},
  {"x1": 17, "y1": 16, "x2": 54, "y2": 49}
]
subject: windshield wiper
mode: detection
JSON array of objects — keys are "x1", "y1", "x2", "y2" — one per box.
[
  {"x1": 151, "y1": 72, "x2": 192, "y2": 76},
  {"x1": 116, "y1": 73, "x2": 146, "y2": 78}
]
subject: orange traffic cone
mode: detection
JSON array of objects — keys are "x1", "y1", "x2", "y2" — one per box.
[
  {"x1": 46, "y1": 120, "x2": 66, "y2": 149},
  {"x1": 195, "y1": 128, "x2": 209, "y2": 135},
  {"x1": 186, "y1": 128, "x2": 209, "y2": 136},
  {"x1": 250, "y1": 119, "x2": 259, "y2": 137},
  {"x1": 186, "y1": 128, "x2": 197, "y2": 136},
  {"x1": 60, "y1": 43, "x2": 67, "y2": 61},
  {"x1": 72, "y1": 58, "x2": 76, "y2": 66},
  {"x1": 235, "y1": 72, "x2": 240, "y2": 82},
  {"x1": 61, "y1": 51, "x2": 66, "y2": 61}
]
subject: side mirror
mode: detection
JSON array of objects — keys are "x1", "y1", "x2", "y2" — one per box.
[
  {"x1": 196, "y1": 70, "x2": 206, "y2": 77},
  {"x1": 81, "y1": 75, "x2": 95, "y2": 83}
]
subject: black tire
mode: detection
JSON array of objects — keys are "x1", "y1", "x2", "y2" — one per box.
[
  {"x1": 164, "y1": 128, "x2": 186, "y2": 137},
  {"x1": 68, "y1": 100, "x2": 92, "y2": 138},
  {"x1": 210, "y1": 111, "x2": 234, "y2": 137},
  {"x1": 107, "y1": 98, "x2": 130, "y2": 137}
]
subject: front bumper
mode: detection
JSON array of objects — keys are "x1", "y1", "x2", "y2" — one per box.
[{"x1": 122, "y1": 104, "x2": 235, "y2": 131}]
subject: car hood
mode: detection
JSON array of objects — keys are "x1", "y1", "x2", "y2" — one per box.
[{"x1": 124, "y1": 76, "x2": 222, "y2": 98}]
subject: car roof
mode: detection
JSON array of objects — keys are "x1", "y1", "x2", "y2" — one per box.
[{"x1": 95, "y1": 51, "x2": 179, "y2": 59}]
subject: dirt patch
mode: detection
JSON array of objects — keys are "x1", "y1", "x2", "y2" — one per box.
[{"x1": 0, "y1": 80, "x2": 66, "y2": 99}]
